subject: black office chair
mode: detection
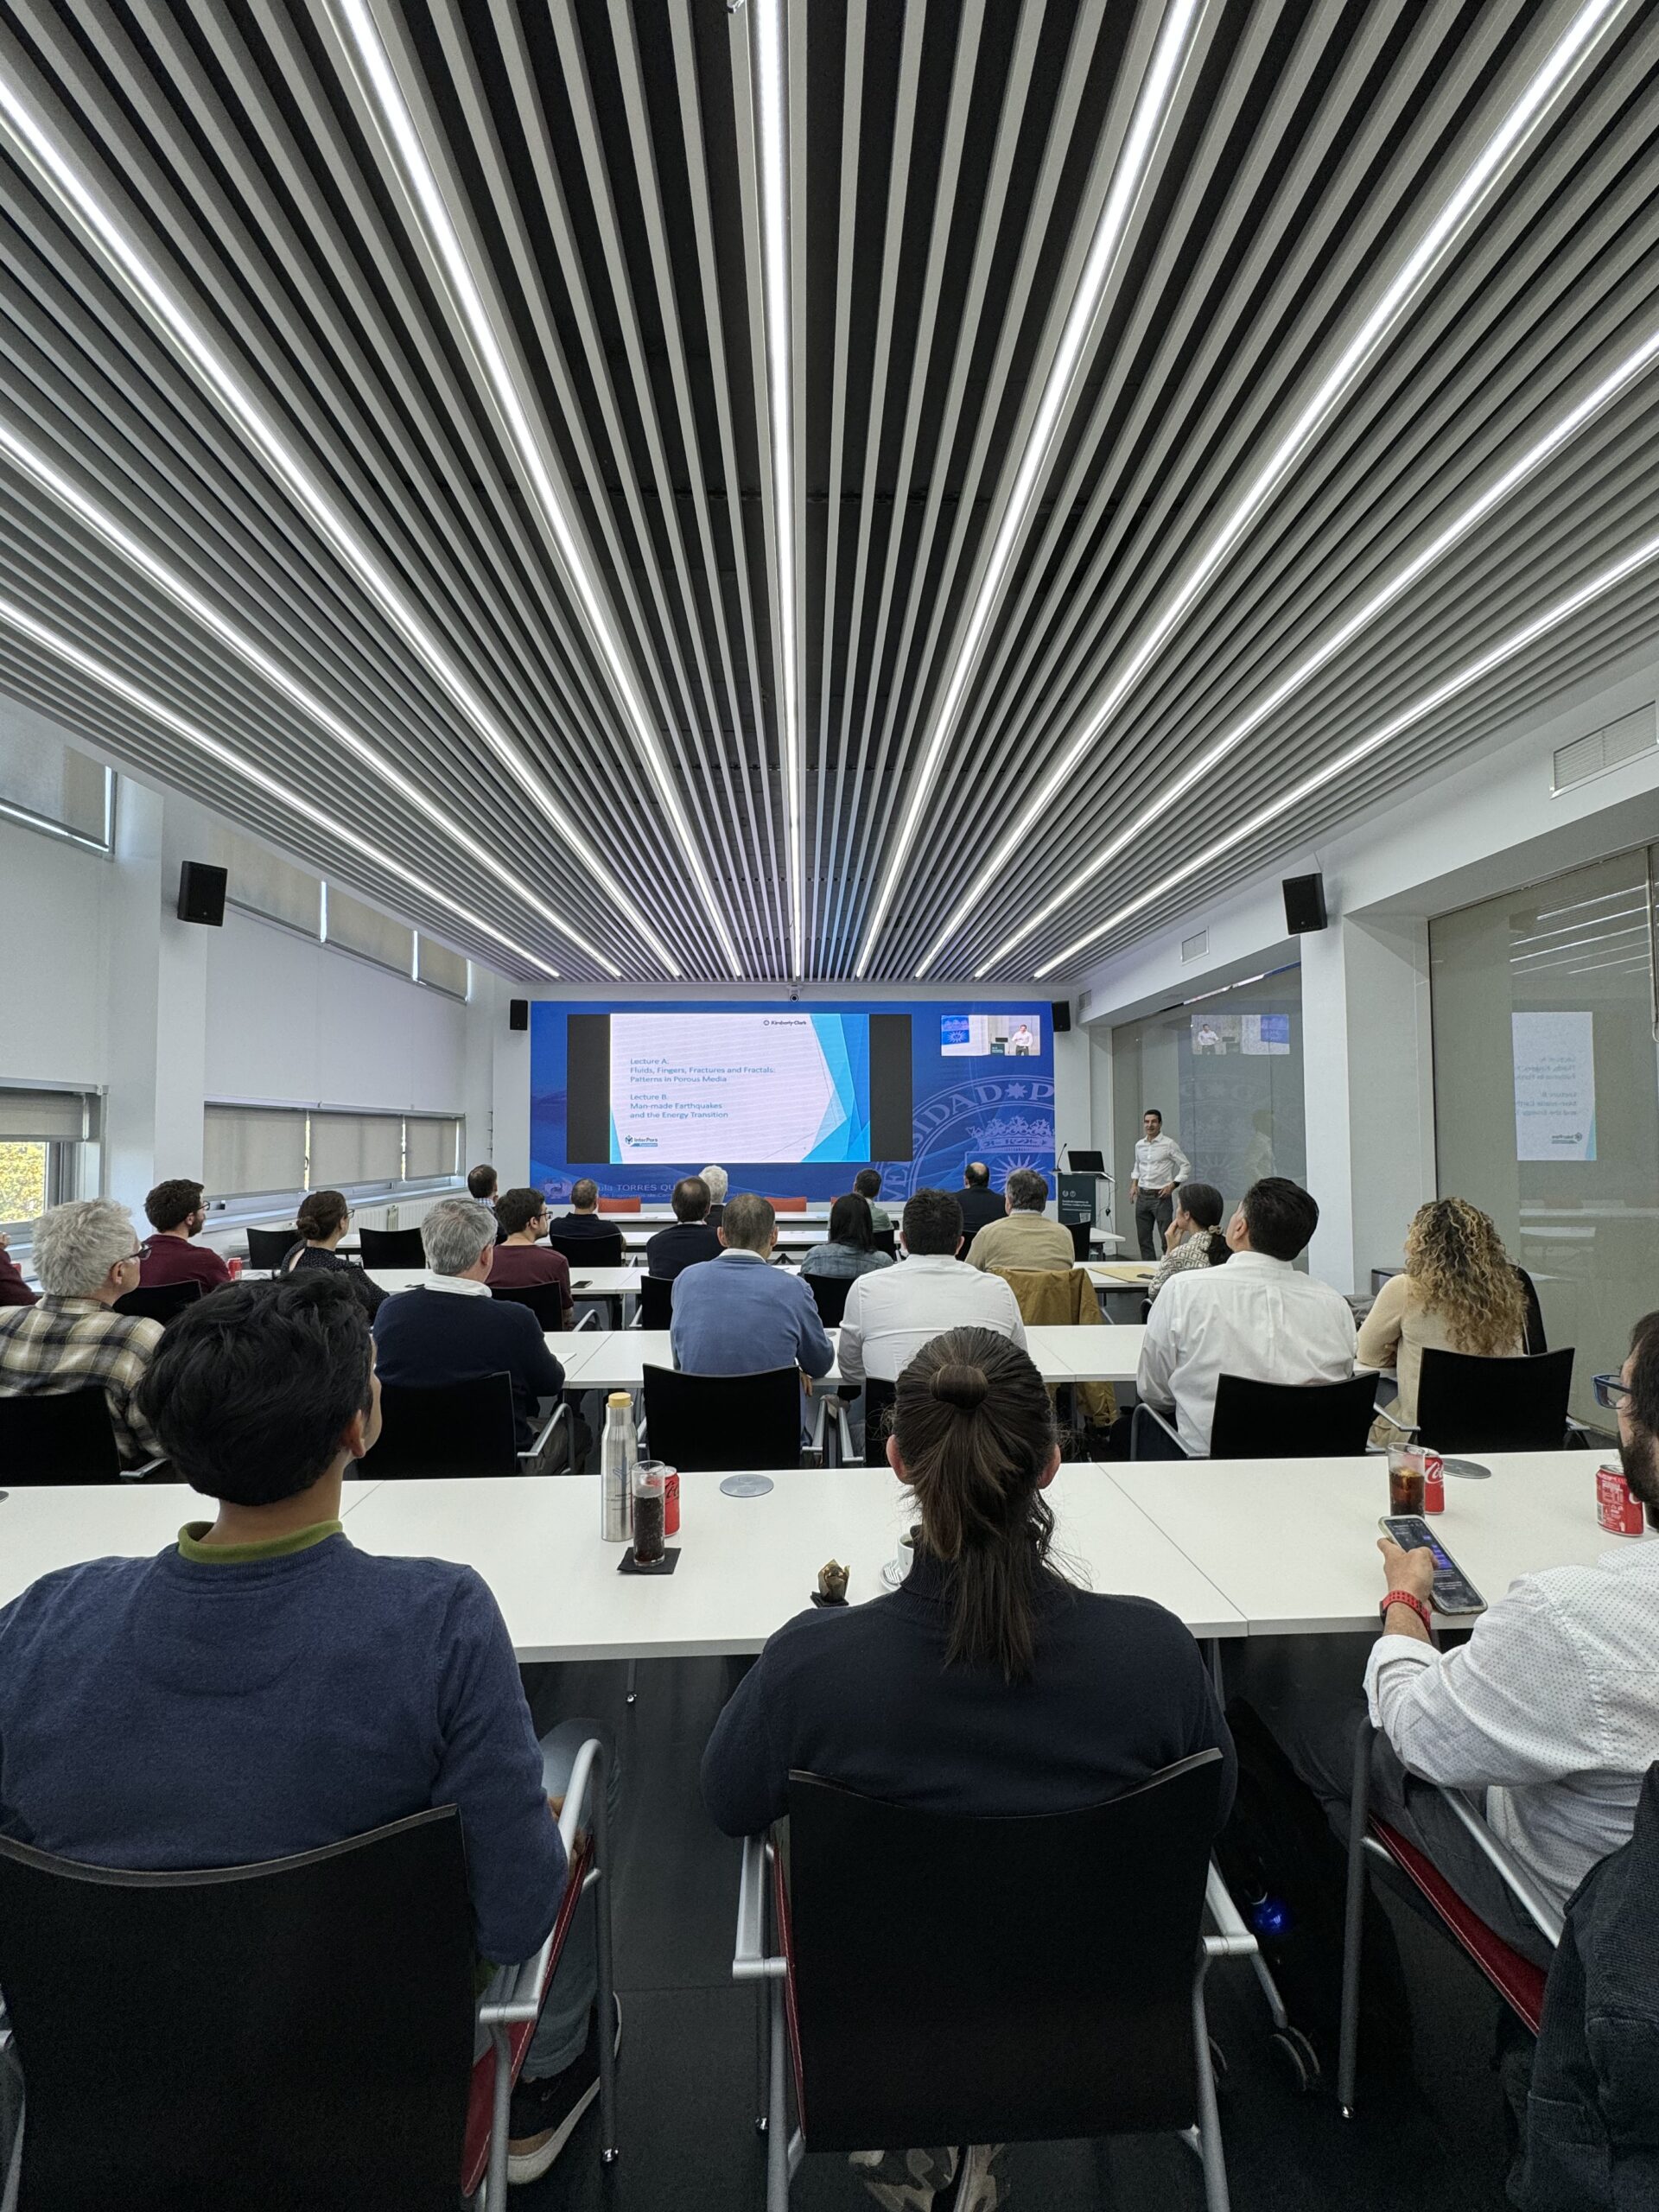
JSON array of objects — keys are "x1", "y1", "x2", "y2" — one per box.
[
  {"x1": 549, "y1": 1229, "x2": 627, "y2": 1270},
  {"x1": 490, "y1": 1280, "x2": 569, "y2": 1332},
  {"x1": 113, "y1": 1281, "x2": 204, "y2": 1328},
  {"x1": 245, "y1": 1225, "x2": 299, "y2": 1270},
  {"x1": 861, "y1": 1376, "x2": 897, "y2": 1467},
  {"x1": 0, "y1": 1808, "x2": 477, "y2": 2212},
  {"x1": 805, "y1": 1273, "x2": 853, "y2": 1326},
  {"x1": 733, "y1": 1753, "x2": 1245, "y2": 2209},
  {"x1": 0, "y1": 1389, "x2": 125, "y2": 1483},
  {"x1": 360, "y1": 1373, "x2": 554, "y2": 1478},
  {"x1": 1413, "y1": 1346, "x2": 1576, "y2": 1454},
  {"x1": 873, "y1": 1227, "x2": 897, "y2": 1260},
  {"x1": 642, "y1": 1364, "x2": 801, "y2": 1471},
  {"x1": 638, "y1": 1274, "x2": 675, "y2": 1329},
  {"x1": 357, "y1": 1224, "x2": 427, "y2": 1269},
  {"x1": 1206, "y1": 1371, "x2": 1379, "y2": 1458},
  {"x1": 1514, "y1": 1267, "x2": 1548, "y2": 1356},
  {"x1": 1067, "y1": 1221, "x2": 1092, "y2": 1261}
]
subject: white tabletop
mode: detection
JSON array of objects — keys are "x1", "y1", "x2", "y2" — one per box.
[
  {"x1": 1111, "y1": 1450, "x2": 1639, "y2": 1637},
  {"x1": 0, "y1": 1480, "x2": 384, "y2": 1615},
  {"x1": 341, "y1": 1464, "x2": 1246, "y2": 1659},
  {"x1": 553, "y1": 1325, "x2": 1144, "y2": 1390}
]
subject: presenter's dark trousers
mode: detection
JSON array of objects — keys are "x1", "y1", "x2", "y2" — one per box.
[{"x1": 1135, "y1": 1190, "x2": 1173, "y2": 1259}]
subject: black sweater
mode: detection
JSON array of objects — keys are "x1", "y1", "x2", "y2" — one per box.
[{"x1": 701, "y1": 1548, "x2": 1235, "y2": 1836}]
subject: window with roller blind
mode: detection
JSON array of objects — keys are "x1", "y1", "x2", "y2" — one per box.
[
  {"x1": 414, "y1": 936, "x2": 469, "y2": 999},
  {"x1": 322, "y1": 883, "x2": 413, "y2": 977},
  {"x1": 203, "y1": 1104, "x2": 462, "y2": 1202},
  {"x1": 0, "y1": 1086, "x2": 102, "y2": 1230},
  {"x1": 0, "y1": 718, "x2": 113, "y2": 852},
  {"x1": 210, "y1": 825, "x2": 322, "y2": 936}
]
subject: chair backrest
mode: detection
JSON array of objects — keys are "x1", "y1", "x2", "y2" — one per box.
[
  {"x1": 360, "y1": 1373, "x2": 520, "y2": 1478},
  {"x1": 356, "y1": 1224, "x2": 428, "y2": 1269},
  {"x1": 0, "y1": 1809, "x2": 476, "y2": 2212},
  {"x1": 489, "y1": 1280, "x2": 567, "y2": 1331},
  {"x1": 873, "y1": 1226, "x2": 897, "y2": 1260},
  {"x1": 0, "y1": 1389, "x2": 124, "y2": 1484},
  {"x1": 1414, "y1": 1346, "x2": 1574, "y2": 1455},
  {"x1": 1068, "y1": 1220, "x2": 1092, "y2": 1261},
  {"x1": 641, "y1": 1363, "x2": 800, "y2": 1471},
  {"x1": 806, "y1": 1273, "x2": 853, "y2": 1326},
  {"x1": 1209, "y1": 1370, "x2": 1378, "y2": 1459},
  {"x1": 1515, "y1": 1267, "x2": 1548, "y2": 1356},
  {"x1": 771, "y1": 1196, "x2": 808, "y2": 1212},
  {"x1": 548, "y1": 1229, "x2": 626, "y2": 1269},
  {"x1": 638, "y1": 1274, "x2": 676, "y2": 1329},
  {"x1": 245, "y1": 1225, "x2": 299, "y2": 1270},
  {"x1": 861, "y1": 1376, "x2": 897, "y2": 1466},
  {"x1": 113, "y1": 1281, "x2": 204, "y2": 1328},
  {"x1": 785, "y1": 1753, "x2": 1224, "y2": 2151},
  {"x1": 596, "y1": 1197, "x2": 640, "y2": 1213}
]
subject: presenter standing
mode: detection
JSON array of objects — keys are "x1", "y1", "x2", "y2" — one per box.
[
  {"x1": 1009, "y1": 1020, "x2": 1035, "y2": 1056},
  {"x1": 1129, "y1": 1109, "x2": 1190, "y2": 1259}
]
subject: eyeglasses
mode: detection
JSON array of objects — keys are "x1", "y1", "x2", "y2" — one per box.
[
  {"x1": 126, "y1": 1245, "x2": 148, "y2": 1263},
  {"x1": 1592, "y1": 1373, "x2": 1632, "y2": 1412}
]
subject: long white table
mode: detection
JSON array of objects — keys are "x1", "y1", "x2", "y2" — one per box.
[
  {"x1": 0, "y1": 1481, "x2": 384, "y2": 1615},
  {"x1": 342, "y1": 1465, "x2": 1246, "y2": 1658},
  {"x1": 1111, "y1": 1450, "x2": 1639, "y2": 1637},
  {"x1": 554, "y1": 1325, "x2": 1146, "y2": 1391}
]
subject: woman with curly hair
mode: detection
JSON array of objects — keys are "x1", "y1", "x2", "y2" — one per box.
[{"x1": 1358, "y1": 1198, "x2": 1528, "y2": 1444}]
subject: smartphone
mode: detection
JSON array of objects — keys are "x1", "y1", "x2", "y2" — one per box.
[{"x1": 1379, "y1": 1517, "x2": 1486, "y2": 1615}]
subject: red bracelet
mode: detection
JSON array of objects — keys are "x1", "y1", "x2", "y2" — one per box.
[{"x1": 1381, "y1": 1589, "x2": 1432, "y2": 1631}]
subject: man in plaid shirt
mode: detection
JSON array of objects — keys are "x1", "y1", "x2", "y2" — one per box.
[{"x1": 0, "y1": 1198, "x2": 163, "y2": 1469}]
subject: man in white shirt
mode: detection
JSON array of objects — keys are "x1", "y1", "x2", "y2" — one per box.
[
  {"x1": 1129, "y1": 1109, "x2": 1191, "y2": 1258},
  {"x1": 837, "y1": 1189, "x2": 1026, "y2": 1389},
  {"x1": 1276, "y1": 1311, "x2": 1659, "y2": 1966},
  {"x1": 1134, "y1": 1178, "x2": 1355, "y2": 1455}
]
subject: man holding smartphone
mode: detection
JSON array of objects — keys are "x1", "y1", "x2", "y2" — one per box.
[{"x1": 1274, "y1": 1311, "x2": 1659, "y2": 1965}]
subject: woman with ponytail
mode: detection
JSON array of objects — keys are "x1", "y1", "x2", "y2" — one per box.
[{"x1": 702, "y1": 1327, "x2": 1232, "y2": 2208}]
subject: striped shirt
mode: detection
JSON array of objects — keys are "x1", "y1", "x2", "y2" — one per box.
[
  {"x1": 0, "y1": 1296, "x2": 163, "y2": 1468},
  {"x1": 1147, "y1": 1232, "x2": 1229, "y2": 1303}
]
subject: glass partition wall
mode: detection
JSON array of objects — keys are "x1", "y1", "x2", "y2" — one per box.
[
  {"x1": 1111, "y1": 969, "x2": 1306, "y2": 1250},
  {"x1": 1430, "y1": 847, "x2": 1659, "y2": 1428}
]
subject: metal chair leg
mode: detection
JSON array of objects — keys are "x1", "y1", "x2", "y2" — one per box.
[
  {"x1": 594, "y1": 1746, "x2": 620, "y2": 2163},
  {"x1": 626, "y1": 1656, "x2": 639, "y2": 1707},
  {"x1": 1338, "y1": 1720, "x2": 1375, "y2": 2118},
  {"x1": 766, "y1": 1975, "x2": 791, "y2": 2210},
  {"x1": 1191, "y1": 1964, "x2": 1231, "y2": 2212}
]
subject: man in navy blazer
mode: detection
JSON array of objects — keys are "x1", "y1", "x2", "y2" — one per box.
[
  {"x1": 372, "y1": 1197, "x2": 565, "y2": 1457},
  {"x1": 670, "y1": 1194, "x2": 834, "y2": 1429}
]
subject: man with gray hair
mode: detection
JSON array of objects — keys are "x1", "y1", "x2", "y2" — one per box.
[
  {"x1": 965, "y1": 1166, "x2": 1076, "y2": 1274},
  {"x1": 372, "y1": 1197, "x2": 566, "y2": 1455},
  {"x1": 0, "y1": 1198, "x2": 162, "y2": 1468},
  {"x1": 699, "y1": 1164, "x2": 728, "y2": 1228}
]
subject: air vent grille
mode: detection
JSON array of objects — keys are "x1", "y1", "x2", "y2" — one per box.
[
  {"x1": 1552, "y1": 707, "x2": 1656, "y2": 794},
  {"x1": 1181, "y1": 930, "x2": 1210, "y2": 962}
]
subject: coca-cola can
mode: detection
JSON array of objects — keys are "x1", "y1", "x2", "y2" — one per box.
[
  {"x1": 1596, "y1": 1462, "x2": 1645, "y2": 1537},
  {"x1": 664, "y1": 1467, "x2": 680, "y2": 1538}
]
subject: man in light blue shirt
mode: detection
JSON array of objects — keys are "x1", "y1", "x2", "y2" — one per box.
[{"x1": 670, "y1": 1193, "x2": 834, "y2": 1434}]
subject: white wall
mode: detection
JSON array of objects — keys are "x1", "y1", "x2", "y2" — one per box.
[{"x1": 1073, "y1": 639, "x2": 1659, "y2": 1289}]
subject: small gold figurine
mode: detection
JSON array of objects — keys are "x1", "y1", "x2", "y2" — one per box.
[{"x1": 816, "y1": 1559, "x2": 849, "y2": 1603}]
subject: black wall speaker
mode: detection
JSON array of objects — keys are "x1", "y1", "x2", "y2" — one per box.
[
  {"x1": 509, "y1": 998, "x2": 530, "y2": 1032},
  {"x1": 1050, "y1": 1000, "x2": 1072, "y2": 1033},
  {"x1": 176, "y1": 861, "x2": 227, "y2": 927},
  {"x1": 1282, "y1": 873, "x2": 1329, "y2": 935}
]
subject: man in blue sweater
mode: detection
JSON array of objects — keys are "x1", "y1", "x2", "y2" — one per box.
[
  {"x1": 671, "y1": 1192, "x2": 834, "y2": 1444},
  {"x1": 372, "y1": 1195, "x2": 567, "y2": 1459},
  {"x1": 0, "y1": 1274, "x2": 616, "y2": 2185}
]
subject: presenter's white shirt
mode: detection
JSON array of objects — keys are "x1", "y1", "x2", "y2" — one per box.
[
  {"x1": 1133, "y1": 1133, "x2": 1191, "y2": 1192},
  {"x1": 836, "y1": 1255, "x2": 1027, "y2": 1387},
  {"x1": 1135, "y1": 1250, "x2": 1356, "y2": 1453}
]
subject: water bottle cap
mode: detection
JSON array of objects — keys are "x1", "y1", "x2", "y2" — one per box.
[{"x1": 607, "y1": 1391, "x2": 632, "y2": 1406}]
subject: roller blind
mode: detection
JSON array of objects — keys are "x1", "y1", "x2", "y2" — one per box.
[
  {"x1": 0, "y1": 719, "x2": 111, "y2": 845},
  {"x1": 325, "y1": 884, "x2": 412, "y2": 974},
  {"x1": 204, "y1": 1105, "x2": 306, "y2": 1197},
  {"x1": 404, "y1": 1116, "x2": 461, "y2": 1179},
  {"x1": 211, "y1": 825, "x2": 321, "y2": 934},
  {"x1": 310, "y1": 1112, "x2": 404, "y2": 1188},
  {"x1": 416, "y1": 937, "x2": 468, "y2": 998},
  {"x1": 0, "y1": 1087, "x2": 100, "y2": 1141}
]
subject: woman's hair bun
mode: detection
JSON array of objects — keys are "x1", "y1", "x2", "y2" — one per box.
[{"x1": 931, "y1": 1361, "x2": 988, "y2": 1411}]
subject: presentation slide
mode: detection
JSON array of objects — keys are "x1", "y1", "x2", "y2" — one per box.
[{"x1": 608, "y1": 1012, "x2": 869, "y2": 1164}]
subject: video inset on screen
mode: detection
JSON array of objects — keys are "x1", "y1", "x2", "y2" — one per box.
[
  {"x1": 1189, "y1": 1013, "x2": 1289, "y2": 1056},
  {"x1": 940, "y1": 1012, "x2": 1041, "y2": 1058}
]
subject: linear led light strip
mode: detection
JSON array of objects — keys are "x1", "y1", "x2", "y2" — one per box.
[
  {"x1": 1034, "y1": 524, "x2": 1659, "y2": 976},
  {"x1": 0, "y1": 416, "x2": 624, "y2": 975},
  {"x1": 327, "y1": 0, "x2": 745, "y2": 981},
  {"x1": 851, "y1": 0, "x2": 1207, "y2": 977},
  {"x1": 976, "y1": 315, "x2": 1659, "y2": 974},
  {"x1": 0, "y1": 589, "x2": 562, "y2": 976},
  {"x1": 747, "y1": 0, "x2": 804, "y2": 978},
  {"x1": 0, "y1": 67, "x2": 681, "y2": 978},
  {"x1": 895, "y1": 0, "x2": 1637, "y2": 981}
]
